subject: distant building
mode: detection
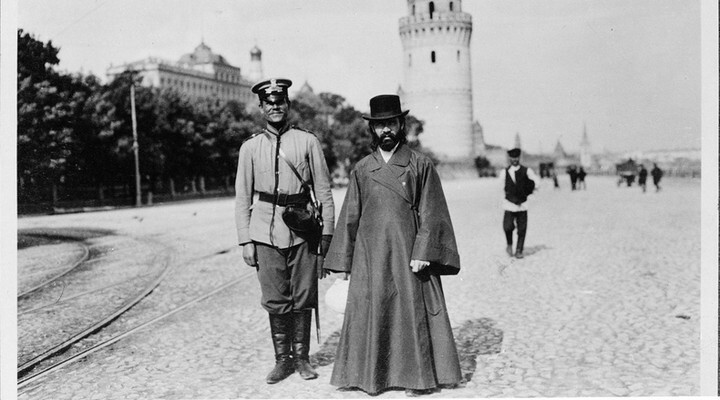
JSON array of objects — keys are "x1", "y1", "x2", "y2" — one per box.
[
  {"x1": 513, "y1": 132, "x2": 522, "y2": 149},
  {"x1": 579, "y1": 123, "x2": 592, "y2": 169},
  {"x1": 552, "y1": 139, "x2": 579, "y2": 169},
  {"x1": 398, "y1": 0, "x2": 476, "y2": 163},
  {"x1": 106, "y1": 42, "x2": 262, "y2": 105},
  {"x1": 471, "y1": 121, "x2": 486, "y2": 157},
  {"x1": 247, "y1": 45, "x2": 264, "y2": 84}
]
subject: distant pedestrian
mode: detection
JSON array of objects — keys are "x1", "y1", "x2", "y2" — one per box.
[
  {"x1": 567, "y1": 165, "x2": 578, "y2": 190},
  {"x1": 325, "y1": 94, "x2": 462, "y2": 397},
  {"x1": 651, "y1": 163, "x2": 664, "y2": 192},
  {"x1": 234, "y1": 78, "x2": 335, "y2": 384},
  {"x1": 502, "y1": 148, "x2": 537, "y2": 259},
  {"x1": 551, "y1": 168, "x2": 560, "y2": 189},
  {"x1": 577, "y1": 167, "x2": 587, "y2": 190},
  {"x1": 638, "y1": 164, "x2": 648, "y2": 193}
]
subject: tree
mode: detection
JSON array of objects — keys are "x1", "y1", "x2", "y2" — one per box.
[{"x1": 17, "y1": 29, "x2": 84, "y2": 204}]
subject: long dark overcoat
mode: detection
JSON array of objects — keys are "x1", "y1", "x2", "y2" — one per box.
[{"x1": 325, "y1": 144, "x2": 462, "y2": 394}]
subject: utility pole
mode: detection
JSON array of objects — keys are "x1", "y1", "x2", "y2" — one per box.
[{"x1": 130, "y1": 83, "x2": 141, "y2": 207}]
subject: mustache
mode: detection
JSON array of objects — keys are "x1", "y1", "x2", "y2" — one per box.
[{"x1": 380, "y1": 132, "x2": 397, "y2": 141}]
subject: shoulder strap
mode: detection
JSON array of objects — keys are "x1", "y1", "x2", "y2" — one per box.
[{"x1": 278, "y1": 148, "x2": 310, "y2": 190}]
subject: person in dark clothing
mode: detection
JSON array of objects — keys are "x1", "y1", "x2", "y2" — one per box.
[
  {"x1": 638, "y1": 164, "x2": 648, "y2": 193},
  {"x1": 567, "y1": 165, "x2": 578, "y2": 190},
  {"x1": 325, "y1": 94, "x2": 462, "y2": 397},
  {"x1": 651, "y1": 163, "x2": 664, "y2": 192},
  {"x1": 502, "y1": 148, "x2": 537, "y2": 259},
  {"x1": 577, "y1": 167, "x2": 587, "y2": 190}
]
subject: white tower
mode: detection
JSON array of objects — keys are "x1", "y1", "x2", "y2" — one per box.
[
  {"x1": 399, "y1": 0, "x2": 474, "y2": 162},
  {"x1": 248, "y1": 45, "x2": 263, "y2": 83},
  {"x1": 579, "y1": 123, "x2": 592, "y2": 169},
  {"x1": 514, "y1": 132, "x2": 522, "y2": 149}
]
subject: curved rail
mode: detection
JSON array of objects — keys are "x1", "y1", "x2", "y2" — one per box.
[
  {"x1": 17, "y1": 247, "x2": 174, "y2": 376},
  {"x1": 17, "y1": 243, "x2": 91, "y2": 298},
  {"x1": 18, "y1": 273, "x2": 250, "y2": 389}
]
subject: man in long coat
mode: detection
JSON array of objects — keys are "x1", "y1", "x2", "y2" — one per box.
[{"x1": 325, "y1": 94, "x2": 462, "y2": 396}]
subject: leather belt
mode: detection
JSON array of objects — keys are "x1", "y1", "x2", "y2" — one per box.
[{"x1": 258, "y1": 191, "x2": 308, "y2": 206}]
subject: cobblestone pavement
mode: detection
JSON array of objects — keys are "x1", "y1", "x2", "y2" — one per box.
[{"x1": 16, "y1": 175, "x2": 701, "y2": 399}]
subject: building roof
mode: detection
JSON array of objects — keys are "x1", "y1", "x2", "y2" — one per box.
[{"x1": 179, "y1": 42, "x2": 230, "y2": 66}]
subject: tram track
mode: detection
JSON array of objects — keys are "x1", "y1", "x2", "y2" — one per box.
[
  {"x1": 17, "y1": 242, "x2": 90, "y2": 298},
  {"x1": 17, "y1": 239, "x2": 175, "y2": 376},
  {"x1": 17, "y1": 226, "x2": 248, "y2": 391},
  {"x1": 18, "y1": 272, "x2": 251, "y2": 389}
]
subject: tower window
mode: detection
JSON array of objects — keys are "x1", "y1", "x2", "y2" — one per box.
[
  {"x1": 429, "y1": 2, "x2": 435, "y2": 19},
  {"x1": 457, "y1": 50, "x2": 460, "y2": 62},
  {"x1": 450, "y1": 2, "x2": 454, "y2": 11},
  {"x1": 412, "y1": 4, "x2": 415, "y2": 15},
  {"x1": 431, "y1": 51, "x2": 436, "y2": 63},
  {"x1": 409, "y1": 54, "x2": 412, "y2": 67}
]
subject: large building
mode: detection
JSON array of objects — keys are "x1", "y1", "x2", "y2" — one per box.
[
  {"x1": 106, "y1": 42, "x2": 263, "y2": 105},
  {"x1": 398, "y1": 0, "x2": 477, "y2": 163}
]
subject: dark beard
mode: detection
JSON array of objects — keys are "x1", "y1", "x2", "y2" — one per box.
[
  {"x1": 379, "y1": 133, "x2": 398, "y2": 151},
  {"x1": 377, "y1": 129, "x2": 407, "y2": 152}
]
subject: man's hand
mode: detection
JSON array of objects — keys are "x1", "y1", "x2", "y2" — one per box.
[
  {"x1": 317, "y1": 235, "x2": 334, "y2": 279},
  {"x1": 242, "y1": 243, "x2": 257, "y2": 267},
  {"x1": 410, "y1": 259, "x2": 430, "y2": 273},
  {"x1": 321, "y1": 235, "x2": 333, "y2": 257}
]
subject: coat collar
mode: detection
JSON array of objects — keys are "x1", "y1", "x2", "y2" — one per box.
[
  {"x1": 368, "y1": 143, "x2": 411, "y2": 171},
  {"x1": 368, "y1": 144, "x2": 412, "y2": 204}
]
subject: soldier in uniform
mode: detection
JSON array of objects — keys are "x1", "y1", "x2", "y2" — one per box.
[
  {"x1": 501, "y1": 148, "x2": 537, "y2": 259},
  {"x1": 234, "y1": 78, "x2": 335, "y2": 384}
]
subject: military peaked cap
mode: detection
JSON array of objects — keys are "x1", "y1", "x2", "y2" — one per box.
[{"x1": 251, "y1": 78, "x2": 292, "y2": 99}]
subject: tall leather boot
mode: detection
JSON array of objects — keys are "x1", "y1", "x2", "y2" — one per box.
[
  {"x1": 292, "y1": 310, "x2": 318, "y2": 380},
  {"x1": 266, "y1": 313, "x2": 295, "y2": 384}
]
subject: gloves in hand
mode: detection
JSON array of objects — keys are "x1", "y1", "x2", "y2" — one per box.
[{"x1": 321, "y1": 235, "x2": 333, "y2": 257}]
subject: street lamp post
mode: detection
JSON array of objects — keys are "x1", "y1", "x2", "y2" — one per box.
[{"x1": 130, "y1": 83, "x2": 141, "y2": 207}]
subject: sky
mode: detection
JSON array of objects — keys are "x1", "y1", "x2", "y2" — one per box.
[{"x1": 16, "y1": 0, "x2": 706, "y2": 154}]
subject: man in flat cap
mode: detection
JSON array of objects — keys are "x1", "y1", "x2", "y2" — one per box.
[
  {"x1": 325, "y1": 94, "x2": 462, "y2": 396},
  {"x1": 501, "y1": 148, "x2": 537, "y2": 258},
  {"x1": 234, "y1": 78, "x2": 335, "y2": 384}
]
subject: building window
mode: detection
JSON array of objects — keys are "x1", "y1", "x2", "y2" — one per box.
[
  {"x1": 457, "y1": 50, "x2": 460, "y2": 62},
  {"x1": 429, "y1": 2, "x2": 435, "y2": 19},
  {"x1": 409, "y1": 53, "x2": 412, "y2": 67},
  {"x1": 450, "y1": 2, "x2": 454, "y2": 11},
  {"x1": 431, "y1": 51, "x2": 436, "y2": 63}
]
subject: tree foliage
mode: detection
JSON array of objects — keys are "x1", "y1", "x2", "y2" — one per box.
[{"x1": 17, "y1": 29, "x2": 432, "y2": 208}]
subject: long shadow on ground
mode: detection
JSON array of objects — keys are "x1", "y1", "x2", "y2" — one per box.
[
  {"x1": 17, "y1": 227, "x2": 115, "y2": 249},
  {"x1": 522, "y1": 244, "x2": 550, "y2": 257},
  {"x1": 310, "y1": 317, "x2": 503, "y2": 384}
]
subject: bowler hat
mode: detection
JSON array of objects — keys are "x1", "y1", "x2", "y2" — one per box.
[
  {"x1": 362, "y1": 94, "x2": 410, "y2": 121},
  {"x1": 252, "y1": 78, "x2": 292, "y2": 99},
  {"x1": 507, "y1": 148, "x2": 521, "y2": 157}
]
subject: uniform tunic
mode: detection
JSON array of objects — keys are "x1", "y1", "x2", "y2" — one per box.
[
  {"x1": 234, "y1": 125, "x2": 334, "y2": 313},
  {"x1": 325, "y1": 144, "x2": 462, "y2": 393},
  {"x1": 234, "y1": 126, "x2": 334, "y2": 249}
]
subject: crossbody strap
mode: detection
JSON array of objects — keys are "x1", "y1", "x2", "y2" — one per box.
[
  {"x1": 278, "y1": 148, "x2": 320, "y2": 208},
  {"x1": 278, "y1": 148, "x2": 310, "y2": 190}
]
